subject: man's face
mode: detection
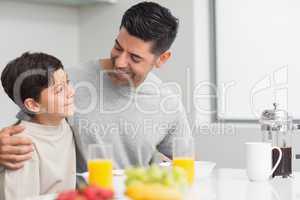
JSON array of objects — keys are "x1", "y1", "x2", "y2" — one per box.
[{"x1": 109, "y1": 27, "x2": 158, "y2": 87}]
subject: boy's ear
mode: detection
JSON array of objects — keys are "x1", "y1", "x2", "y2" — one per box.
[
  {"x1": 154, "y1": 51, "x2": 171, "y2": 68},
  {"x1": 23, "y1": 98, "x2": 41, "y2": 114}
]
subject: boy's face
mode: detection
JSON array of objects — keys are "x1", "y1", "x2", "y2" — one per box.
[{"x1": 38, "y1": 69, "x2": 75, "y2": 117}]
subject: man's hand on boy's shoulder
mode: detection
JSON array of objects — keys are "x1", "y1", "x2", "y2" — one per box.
[{"x1": 0, "y1": 125, "x2": 34, "y2": 170}]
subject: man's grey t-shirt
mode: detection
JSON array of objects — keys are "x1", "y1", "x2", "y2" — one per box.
[{"x1": 67, "y1": 60, "x2": 191, "y2": 171}]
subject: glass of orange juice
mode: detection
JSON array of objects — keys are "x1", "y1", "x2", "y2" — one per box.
[
  {"x1": 88, "y1": 144, "x2": 113, "y2": 189},
  {"x1": 172, "y1": 137, "x2": 195, "y2": 185}
]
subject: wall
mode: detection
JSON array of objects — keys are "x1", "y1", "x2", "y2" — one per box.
[{"x1": 0, "y1": 1, "x2": 79, "y2": 127}]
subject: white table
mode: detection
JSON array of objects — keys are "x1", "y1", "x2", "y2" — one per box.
[
  {"x1": 187, "y1": 168, "x2": 300, "y2": 200},
  {"x1": 30, "y1": 168, "x2": 300, "y2": 200}
]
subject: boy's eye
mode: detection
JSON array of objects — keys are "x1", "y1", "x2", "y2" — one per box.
[
  {"x1": 54, "y1": 80, "x2": 70, "y2": 93},
  {"x1": 55, "y1": 86, "x2": 64, "y2": 93}
]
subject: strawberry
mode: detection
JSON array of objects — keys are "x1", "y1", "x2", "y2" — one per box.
[
  {"x1": 98, "y1": 188, "x2": 114, "y2": 199},
  {"x1": 56, "y1": 190, "x2": 79, "y2": 200},
  {"x1": 82, "y1": 186, "x2": 113, "y2": 200},
  {"x1": 75, "y1": 195, "x2": 87, "y2": 200},
  {"x1": 82, "y1": 186, "x2": 101, "y2": 200},
  {"x1": 57, "y1": 186, "x2": 113, "y2": 200}
]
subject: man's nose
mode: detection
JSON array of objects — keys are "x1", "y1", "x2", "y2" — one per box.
[{"x1": 115, "y1": 53, "x2": 129, "y2": 69}]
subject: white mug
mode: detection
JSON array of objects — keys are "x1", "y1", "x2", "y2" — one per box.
[{"x1": 246, "y1": 142, "x2": 282, "y2": 181}]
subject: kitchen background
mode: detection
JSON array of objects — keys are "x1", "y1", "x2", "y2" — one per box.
[{"x1": 0, "y1": 0, "x2": 299, "y2": 170}]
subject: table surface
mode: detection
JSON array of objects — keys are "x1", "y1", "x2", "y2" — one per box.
[
  {"x1": 29, "y1": 168, "x2": 300, "y2": 200},
  {"x1": 187, "y1": 168, "x2": 300, "y2": 200}
]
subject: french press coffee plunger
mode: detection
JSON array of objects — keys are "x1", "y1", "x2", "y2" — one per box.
[{"x1": 260, "y1": 103, "x2": 294, "y2": 178}]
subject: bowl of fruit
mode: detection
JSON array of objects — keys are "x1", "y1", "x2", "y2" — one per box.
[{"x1": 124, "y1": 165, "x2": 189, "y2": 200}]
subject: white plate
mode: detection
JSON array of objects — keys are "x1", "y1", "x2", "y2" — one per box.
[
  {"x1": 113, "y1": 169, "x2": 125, "y2": 176},
  {"x1": 159, "y1": 161, "x2": 216, "y2": 179},
  {"x1": 77, "y1": 169, "x2": 125, "y2": 182},
  {"x1": 195, "y1": 161, "x2": 216, "y2": 179}
]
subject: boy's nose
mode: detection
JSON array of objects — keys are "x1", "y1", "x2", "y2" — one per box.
[{"x1": 67, "y1": 84, "x2": 75, "y2": 98}]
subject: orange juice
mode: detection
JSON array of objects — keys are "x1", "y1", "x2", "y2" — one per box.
[
  {"x1": 173, "y1": 157, "x2": 195, "y2": 184},
  {"x1": 88, "y1": 159, "x2": 113, "y2": 189}
]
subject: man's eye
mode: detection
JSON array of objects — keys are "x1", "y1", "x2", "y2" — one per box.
[
  {"x1": 131, "y1": 55, "x2": 140, "y2": 63},
  {"x1": 114, "y1": 45, "x2": 122, "y2": 51}
]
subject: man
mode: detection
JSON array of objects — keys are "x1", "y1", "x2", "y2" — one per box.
[{"x1": 0, "y1": 1, "x2": 191, "y2": 171}]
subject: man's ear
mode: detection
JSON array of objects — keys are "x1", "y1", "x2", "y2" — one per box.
[
  {"x1": 24, "y1": 98, "x2": 41, "y2": 114},
  {"x1": 155, "y1": 51, "x2": 171, "y2": 68}
]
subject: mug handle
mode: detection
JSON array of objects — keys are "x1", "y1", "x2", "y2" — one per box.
[{"x1": 269, "y1": 146, "x2": 282, "y2": 176}]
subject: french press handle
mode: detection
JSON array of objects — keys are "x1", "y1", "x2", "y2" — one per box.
[
  {"x1": 293, "y1": 124, "x2": 300, "y2": 159},
  {"x1": 293, "y1": 124, "x2": 300, "y2": 130}
]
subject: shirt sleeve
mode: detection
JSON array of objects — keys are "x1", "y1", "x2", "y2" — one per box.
[
  {"x1": 156, "y1": 101, "x2": 192, "y2": 159},
  {"x1": 0, "y1": 150, "x2": 40, "y2": 200},
  {"x1": 0, "y1": 166, "x2": 4, "y2": 173}
]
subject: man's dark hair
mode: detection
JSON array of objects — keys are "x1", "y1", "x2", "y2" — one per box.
[
  {"x1": 120, "y1": 1, "x2": 179, "y2": 55},
  {"x1": 1, "y1": 52, "x2": 63, "y2": 110}
]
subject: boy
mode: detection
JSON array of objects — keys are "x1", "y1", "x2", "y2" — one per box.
[{"x1": 0, "y1": 52, "x2": 76, "y2": 199}]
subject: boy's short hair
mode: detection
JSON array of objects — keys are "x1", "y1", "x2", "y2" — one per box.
[
  {"x1": 1, "y1": 52, "x2": 63, "y2": 111},
  {"x1": 120, "y1": 1, "x2": 179, "y2": 55}
]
